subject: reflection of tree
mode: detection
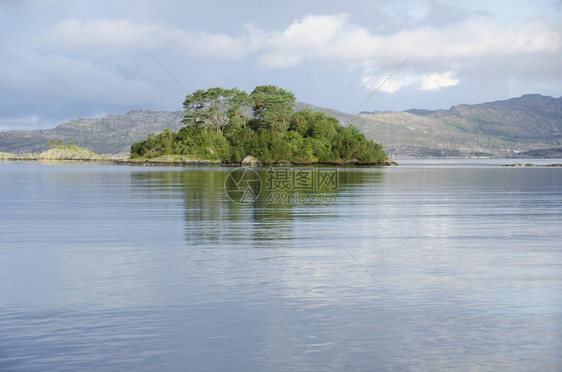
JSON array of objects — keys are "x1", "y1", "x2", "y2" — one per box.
[{"x1": 131, "y1": 168, "x2": 384, "y2": 246}]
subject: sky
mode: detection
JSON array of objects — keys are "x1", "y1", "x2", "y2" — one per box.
[{"x1": 1, "y1": 0, "x2": 561, "y2": 130}]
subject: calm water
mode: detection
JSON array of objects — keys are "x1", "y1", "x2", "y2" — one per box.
[{"x1": 1, "y1": 160, "x2": 561, "y2": 371}]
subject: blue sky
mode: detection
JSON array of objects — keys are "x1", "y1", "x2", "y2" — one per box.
[{"x1": 1, "y1": 0, "x2": 561, "y2": 129}]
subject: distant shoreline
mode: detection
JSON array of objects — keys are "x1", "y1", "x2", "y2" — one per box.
[
  {"x1": 503, "y1": 163, "x2": 562, "y2": 167},
  {"x1": 3, "y1": 156, "x2": 562, "y2": 168},
  {"x1": 0, "y1": 156, "x2": 396, "y2": 167}
]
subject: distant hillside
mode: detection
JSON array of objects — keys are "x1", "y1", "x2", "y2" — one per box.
[
  {"x1": 0, "y1": 110, "x2": 184, "y2": 155},
  {"x1": 1, "y1": 94, "x2": 561, "y2": 157},
  {"x1": 354, "y1": 94, "x2": 562, "y2": 158}
]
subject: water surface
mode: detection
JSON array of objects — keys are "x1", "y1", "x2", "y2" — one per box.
[{"x1": 1, "y1": 160, "x2": 561, "y2": 371}]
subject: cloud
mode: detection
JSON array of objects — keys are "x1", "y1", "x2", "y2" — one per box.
[
  {"x1": 45, "y1": 14, "x2": 561, "y2": 69},
  {"x1": 252, "y1": 14, "x2": 561, "y2": 63},
  {"x1": 420, "y1": 71, "x2": 459, "y2": 91},
  {"x1": 46, "y1": 18, "x2": 262, "y2": 62},
  {"x1": 362, "y1": 76, "x2": 403, "y2": 94},
  {"x1": 361, "y1": 61, "x2": 416, "y2": 93},
  {"x1": 324, "y1": 17, "x2": 561, "y2": 66},
  {"x1": 249, "y1": 13, "x2": 561, "y2": 93},
  {"x1": 0, "y1": 46, "x2": 160, "y2": 104},
  {"x1": 179, "y1": 33, "x2": 252, "y2": 60},
  {"x1": 358, "y1": 67, "x2": 459, "y2": 94},
  {"x1": 47, "y1": 19, "x2": 177, "y2": 51},
  {"x1": 15, "y1": 11, "x2": 559, "y2": 117},
  {"x1": 257, "y1": 14, "x2": 348, "y2": 68}
]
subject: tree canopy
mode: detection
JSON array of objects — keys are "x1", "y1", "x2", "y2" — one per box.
[{"x1": 131, "y1": 85, "x2": 389, "y2": 165}]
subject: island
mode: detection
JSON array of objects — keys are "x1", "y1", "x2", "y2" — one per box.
[{"x1": 130, "y1": 85, "x2": 393, "y2": 166}]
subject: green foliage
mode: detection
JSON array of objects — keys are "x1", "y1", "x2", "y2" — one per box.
[
  {"x1": 182, "y1": 89, "x2": 209, "y2": 128},
  {"x1": 131, "y1": 127, "x2": 230, "y2": 160},
  {"x1": 131, "y1": 85, "x2": 389, "y2": 164},
  {"x1": 250, "y1": 85, "x2": 296, "y2": 133},
  {"x1": 222, "y1": 126, "x2": 256, "y2": 162},
  {"x1": 289, "y1": 109, "x2": 310, "y2": 136},
  {"x1": 47, "y1": 139, "x2": 65, "y2": 148}
]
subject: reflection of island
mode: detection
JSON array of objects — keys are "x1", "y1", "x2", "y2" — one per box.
[{"x1": 131, "y1": 168, "x2": 385, "y2": 244}]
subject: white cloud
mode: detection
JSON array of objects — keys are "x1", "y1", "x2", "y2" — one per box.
[
  {"x1": 45, "y1": 14, "x2": 561, "y2": 68},
  {"x1": 248, "y1": 13, "x2": 560, "y2": 93},
  {"x1": 361, "y1": 62, "x2": 416, "y2": 93},
  {"x1": 274, "y1": 13, "x2": 348, "y2": 50},
  {"x1": 46, "y1": 18, "x2": 261, "y2": 62},
  {"x1": 363, "y1": 76, "x2": 403, "y2": 94},
  {"x1": 340, "y1": 17, "x2": 559, "y2": 68},
  {"x1": 251, "y1": 14, "x2": 561, "y2": 65},
  {"x1": 420, "y1": 71, "x2": 459, "y2": 91},
  {"x1": 257, "y1": 14, "x2": 348, "y2": 68},
  {"x1": 179, "y1": 32, "x2": 252, "y2": 60},
  {"x1": 35, "y1": 13, "x2": 562, "y2": 100},
  {"x1": 47, "y1": 19, "x2": 178, "y2": 50}
]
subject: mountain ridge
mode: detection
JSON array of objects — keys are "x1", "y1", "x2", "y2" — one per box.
[
  {"x1": 351, "y1": 94, "x2": 562, "y2": 158},
  {"x1": 0, "y1": 110, "x2": 185, "y2": 155}
]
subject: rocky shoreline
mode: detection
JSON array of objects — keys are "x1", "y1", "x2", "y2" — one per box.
[
  {"x1": 5, "y1": 149, "x2": 562, "y2": 168},
  {"x1": 503, "y1": 163, "x2": 562, "y2": 167},
  {"x1": 0, "y1": 151, "x2": 396, "y2": 167},
  {"x1": 1, "y1": 157, "x2": 397, "y2": 167}
]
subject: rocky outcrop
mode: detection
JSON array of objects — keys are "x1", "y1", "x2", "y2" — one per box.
[
  {"x1": 0, "y1": 151, "x2": 17, "y2": 160},
  {"x1": 37, "y1": 146, "x2": 102, "y2": 160},
  {"x1": 241, "y1": 155, "x2": 261, "y2": 166}
]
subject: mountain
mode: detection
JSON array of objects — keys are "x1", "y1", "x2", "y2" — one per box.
[
  {"x1": 1, "y1": 94, "x2": 561, "y2": 157},
  {"x1": 0, "y1": 110, "x2": 184, "y2": 155},
  {"x1": 353, "y1": 94, "x2": 562, "y2": 158}
]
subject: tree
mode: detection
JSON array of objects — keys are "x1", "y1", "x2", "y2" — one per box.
[
  {"x1": 206, "y1": 87, "x2": 237, "y2": 133},
  {"x1": 47, "y1": 139, "x2": 65, "y2": 148},
  {"x1": 182, "y1": 90, "x2": 210, "y2": 129},
  {"x1": 227, "y1": 89, "x2": 252, "y2": 128},
  {"x1": 289, "y1": 109, "x2": 312, "y2": 136},
  {"x1": 308, "y1": 112, "x2": 338, "y2": 140},
  {"x1": 182, "y1": 87, "x2": 249, "y2": 132},
  {"x1": 250, "y1": 85, "x2": 296, "y2": 133}
]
